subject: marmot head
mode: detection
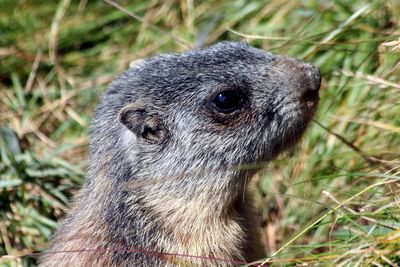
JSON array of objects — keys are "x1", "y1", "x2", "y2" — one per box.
[{"x1": 91, "y1": 42, "x2": 320, "y2": 195}]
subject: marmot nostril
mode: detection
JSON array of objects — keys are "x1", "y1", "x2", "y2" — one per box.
[{"x1": 304, "y1": 64, "x2": 321, "y2": 92}]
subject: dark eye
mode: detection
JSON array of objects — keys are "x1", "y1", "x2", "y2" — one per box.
[{"x1": 212, "y1": 90, "x2": 245, "y2": 113}]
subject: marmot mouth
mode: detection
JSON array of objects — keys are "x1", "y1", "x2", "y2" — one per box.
[
  {"x1": 302, "y1": 88, "x2": 319, "y2": 102},
  {"x1": 300, "y1": 89, "x2": 319, "y2": 121}
]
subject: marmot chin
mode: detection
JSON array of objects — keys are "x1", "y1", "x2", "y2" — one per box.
[{"x1": 40, "y1": 41, "x2": 321, "y2": 266}]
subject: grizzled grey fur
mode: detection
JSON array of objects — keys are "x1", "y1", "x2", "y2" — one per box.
[{"x1": 40, "y1": 42, "x2": 321, "y2": 266}]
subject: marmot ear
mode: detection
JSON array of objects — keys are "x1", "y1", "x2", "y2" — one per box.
[{"x1": 118, "y1": 103, "x2": 169, "y2": 144}]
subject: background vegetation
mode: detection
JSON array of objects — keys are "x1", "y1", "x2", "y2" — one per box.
[{"x1": 0, "y1": 0, "x2": 399, "y2": 266}]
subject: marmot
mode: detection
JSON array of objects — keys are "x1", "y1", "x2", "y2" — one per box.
[{"x1": 39, "y1": 42, "x2": 321, "y2": 266}]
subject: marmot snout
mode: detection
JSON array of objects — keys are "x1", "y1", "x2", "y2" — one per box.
[{"x1": 40, "y1": 42, "x2": 321, "y2": 267}]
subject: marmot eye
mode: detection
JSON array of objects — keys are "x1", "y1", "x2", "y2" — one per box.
[{"x1": 212, "y1": 90, "x2": 245, "y2": 113}]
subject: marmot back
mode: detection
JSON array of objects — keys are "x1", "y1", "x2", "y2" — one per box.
[{"x1": 40, "y1": 42, "x2": 321, "y2": 266}]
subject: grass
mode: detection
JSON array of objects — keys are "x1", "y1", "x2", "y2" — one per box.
[{"x1": 0, "y1": 0, "x2": 399, "y2": 266}]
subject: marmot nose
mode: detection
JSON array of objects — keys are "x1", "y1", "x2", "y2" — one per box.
[
  {"x1": 299, "y1": 63, "x2": 320, "y2": 115},
  {"x1": 302, "y1": 63, "x2": 321, "y2": 92}
]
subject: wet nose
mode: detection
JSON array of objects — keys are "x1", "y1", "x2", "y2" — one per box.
[
  {"x1": 299, "y1": 63, "x2": 320, "y2": 116},
  {"x1": 275, "y1": 56, "x2": 321, "y2": 94},
  {"x1": 302, "y1": 63, "x2": 321, "y2": 92}
]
